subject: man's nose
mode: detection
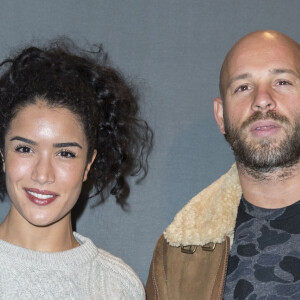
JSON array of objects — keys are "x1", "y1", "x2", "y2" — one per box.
[
  {"x1": 251, "y1": 85, "x2": 276, "y2": 112},
  {"x1": 31, "y1": 155, "x2": 55, "y2": 185}
]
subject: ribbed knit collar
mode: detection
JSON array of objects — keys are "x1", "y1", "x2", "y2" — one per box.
[{"x1": 0, "y1": 232, "x2": 98, "y2": 268}]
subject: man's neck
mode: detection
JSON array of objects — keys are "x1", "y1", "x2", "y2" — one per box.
[{"x1": 237, "y1": 161, "x2": 300, "y2": 209}]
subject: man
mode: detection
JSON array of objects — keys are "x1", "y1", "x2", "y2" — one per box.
[{"x1": 146, "y1": 30, "x2": 300, "y2": 299}]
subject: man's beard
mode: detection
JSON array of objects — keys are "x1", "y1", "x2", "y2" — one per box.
[{"x1": 224, "y1": 110, "x2": 300, "y2": 173}]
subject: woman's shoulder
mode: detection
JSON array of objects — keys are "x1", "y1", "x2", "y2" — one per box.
[
  {"x1": 96, "y1": 246, "x2": 144, "y2": 287},
  {"x1": 75, "y1": 232, "x2": 145, "y2": 299}
]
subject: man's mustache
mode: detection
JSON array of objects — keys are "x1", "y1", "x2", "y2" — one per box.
[{"x1": 241, "y1": 111, "x2": 290, "y2": 130}]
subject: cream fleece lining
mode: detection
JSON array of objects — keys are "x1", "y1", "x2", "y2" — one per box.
[{"x1": 164, "y1": 164, "x2": 242, "y2": 247}]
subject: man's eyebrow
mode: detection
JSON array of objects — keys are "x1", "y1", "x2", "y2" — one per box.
[
  {"x1": 269, "y1": 68, "x2": 299, "y2": 77},
  {"x1": 226, "y1": 69, "x2": 299, "y2": 89},
  {"x1": 227, "y1": 73, "x2": 252, "y2": 88},
  {"x1": 53, "y1": 142, "x2": 82, "y2": 149},
  {"x1": 10, "y1": 136, "x2": 37, "y2": 145}
]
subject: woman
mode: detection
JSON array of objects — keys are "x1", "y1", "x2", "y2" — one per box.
[{"x1": 0, "y1": 40, "x2": 151, "y2": 299}]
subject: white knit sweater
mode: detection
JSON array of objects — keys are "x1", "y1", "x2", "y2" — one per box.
[{"x1": 0, "y1": 232, "x2": 145, "y2": 299}]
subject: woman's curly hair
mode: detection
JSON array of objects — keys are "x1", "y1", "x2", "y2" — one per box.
[{"x1": 0, "y1": 39, "x2": 152, "y2": 207}]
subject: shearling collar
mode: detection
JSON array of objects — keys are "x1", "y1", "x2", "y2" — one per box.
[{"x1": 164, "y1": 164, "x2": 242, "y2": 247}]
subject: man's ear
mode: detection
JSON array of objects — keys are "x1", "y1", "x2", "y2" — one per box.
[
  {"x1": 0, "y1": 150, "x2": 5, "y2": 173},
  {"x1": 83, "y1": 150, "x2": 97, "y2": 182},
  {"x1": 214, "y1": 97, "x2": 226, "y2": 134}
]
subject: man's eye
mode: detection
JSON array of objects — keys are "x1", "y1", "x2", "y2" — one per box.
[
  {"x1": 277, "y1": 80, "x2": 291, "y2": 86},
  {"x1": 15, "y1": 146, "x2": 32, "y2": 153},
  {"x1": 58, "y1": 151, "x2": 76, "y2": 158},
  {"x1": 235, "y1": 85, "x2": 249, "y2": 93}
]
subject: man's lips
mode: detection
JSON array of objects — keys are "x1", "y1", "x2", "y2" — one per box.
[
  {"x1": 24, "y1": 188, "x2": 59, "y2": 206},
  {"x1": 249, "y1": 120, "x2": 282, "y2": 137},
  {"x1": 250, "y1": 120, "x2": 281, "y2": 131}
]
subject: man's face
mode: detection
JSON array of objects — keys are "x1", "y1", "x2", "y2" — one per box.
[{"x1": 214, "y1": 32, "x2": 300, "y2": 172}]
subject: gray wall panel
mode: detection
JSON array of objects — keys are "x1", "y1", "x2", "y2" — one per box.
[{"x1": 0, "y1": 0, "x2": 299, "y2": 284}]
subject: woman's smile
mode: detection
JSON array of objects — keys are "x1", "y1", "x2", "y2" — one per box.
[{"x1": 24, "y1": 188, "x2": 59, "y2": 206}]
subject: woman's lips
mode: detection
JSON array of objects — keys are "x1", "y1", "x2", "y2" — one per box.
[{"x1": 24, "y1": 188, "x2": 59, "y2": 206}]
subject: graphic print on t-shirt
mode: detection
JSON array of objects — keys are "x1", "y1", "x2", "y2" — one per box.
[{"x1": 224, "y1": 196, "x2": 300, "y2": 300}]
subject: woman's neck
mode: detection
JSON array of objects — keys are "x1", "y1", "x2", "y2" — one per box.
[{"x1": 0, "y1": 208, "x2": 79, "y2": 252}]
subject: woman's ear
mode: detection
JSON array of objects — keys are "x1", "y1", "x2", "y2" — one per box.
[
  {"x1": 213, "y1": 97, "x2": 226, "y2": 134},
  {"x1": 83, "y1": 150, "x2": 97, "y2": 182}
]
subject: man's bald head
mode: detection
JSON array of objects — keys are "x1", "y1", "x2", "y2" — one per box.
[{"x1": 219, "y1": 30, "x2": 300, "y2": 100}]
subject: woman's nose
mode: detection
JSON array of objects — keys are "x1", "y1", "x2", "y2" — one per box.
[{"x1": 31, "y1": 155, "x2": 55, "y2": 185}]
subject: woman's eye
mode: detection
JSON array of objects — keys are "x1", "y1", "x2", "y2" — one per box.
[
  {"x1": 15, "y1": 146, "x2": 32, "y2": 153},
  {"x1": 58, "y1": 151, "x2": 76, "y2": 158}
]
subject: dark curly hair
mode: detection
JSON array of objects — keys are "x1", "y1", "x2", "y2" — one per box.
[{"x1": 0, "y1": 39, "x2": 152, "y2": 207}]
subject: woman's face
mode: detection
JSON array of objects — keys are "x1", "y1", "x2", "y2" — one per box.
[{"x1": 3, "y1": 100, "x2": 96, "y2": 227}]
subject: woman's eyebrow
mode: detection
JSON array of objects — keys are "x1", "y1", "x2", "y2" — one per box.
[
  {"x1": 10, "y1": 136, "x2": 36, "y2": 145},
  {"x1": 10, "y1": 137, "x2": 82, "y2": 149},
  {"x1": 53, "y1": 142, "x2": 82, "y2": 149}
]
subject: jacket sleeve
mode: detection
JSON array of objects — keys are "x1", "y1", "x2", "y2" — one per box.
[{"x1": 146, "y1": 235, "x2": 168, "y2": 300}]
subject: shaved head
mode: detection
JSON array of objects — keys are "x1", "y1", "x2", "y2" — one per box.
[{"x1": 219, "y1": 30, "x2": 300, "y2": 100}]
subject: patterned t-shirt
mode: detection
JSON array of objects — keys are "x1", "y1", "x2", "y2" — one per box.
[{"x1": 223, "y1": 196, "x2": 300, "y2": 300}]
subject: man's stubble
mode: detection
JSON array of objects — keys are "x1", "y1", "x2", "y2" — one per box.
[{"x1": 224, "y1": 110, "x2": 300, "y2": 175}]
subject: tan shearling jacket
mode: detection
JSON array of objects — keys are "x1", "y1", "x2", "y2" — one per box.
[{"x1": 146, "y1": 164, "x2": 242, "y2": 300}]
